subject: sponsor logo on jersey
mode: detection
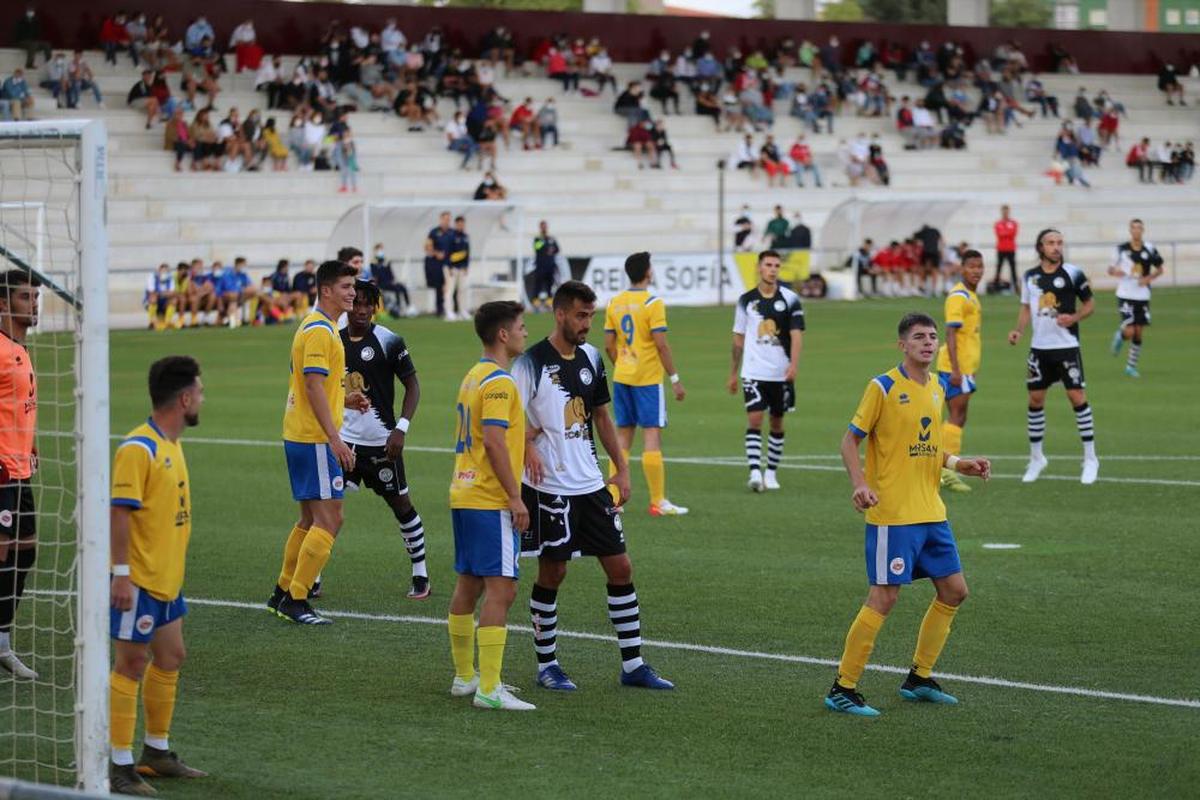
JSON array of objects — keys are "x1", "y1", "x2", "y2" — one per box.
[
  {"x1": 455, "y1": 469, "x2": 477, "y2": 483},
  {"x1": 346, "y1": 372, "x2": 366, "y2": 394},
  {"x1": 910, "y1": 417, "x2": 937, "y2": 457},
  {"x1": 756, "y1": 318, "x2": 779, "y2": 341},
  {"x1": 774, "y1": 299, "x2": 785, "y2": 312},
  {"x1": 563, "y1": 396, "x2": 588, "y2": 434},
  {"x1": 579, "y1": 367, "x2": 593, "y2": 386},
  {"x1": 360, "y1": 346, "x2": 375, "y2": 362},
  {"x1": 1038, "y1": 291, "x2": 1058, "y2": 314},
  {"x1": 1053, "y1": 276, "x2": 1065, "y2": 289},
  {"x1": 378, "y1": 467, "x2": 395, "y2": 483},
  {"x1": 898, "y1": 392, "x2": 909, "y2": 405}
]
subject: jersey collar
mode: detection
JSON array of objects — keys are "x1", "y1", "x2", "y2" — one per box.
[
  {"x1": 315, "y1": 307, "x2": 334, "y2": 321},
  {"x1": 479, "y1": 357, "x2": 497, "y2": 364},
  {"x1": 146, "y1": 416, "x2": 166, "y2": 438}
]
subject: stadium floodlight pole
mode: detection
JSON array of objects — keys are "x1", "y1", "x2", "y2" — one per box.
[{"x1": 717, "y1": 158, "x2": 726, "y2": 306}]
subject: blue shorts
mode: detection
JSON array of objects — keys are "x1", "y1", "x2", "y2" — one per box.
[
  {"x1": 612, "y1": 382, "x2": 667, "y2": 428},
  {"x1": 284, "y1": 440, "x2": 345, "y2": 501},
  {"x1": 865, "y1": 521, "x2": 961, "y2": 585},
  {"x1": 938, "y1": 371, "x2": 977, "y2": 401},
  {"x1": 451, "y1": 509, "x2": 519, "y2": 579},
  {"x1": 110, "y1": 585, "x2": 187, "y2": 643}
]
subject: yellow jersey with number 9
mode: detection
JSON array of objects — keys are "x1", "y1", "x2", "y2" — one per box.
[
  {"x1": 283, "y1": 308, "x2": 346, "y2": 443},
  {"x1": 449, "y1": 359, "x2": 525, "y2": 510},
  {"x1": 603, "y1": 289, "x2": 668, "y2": 387}
]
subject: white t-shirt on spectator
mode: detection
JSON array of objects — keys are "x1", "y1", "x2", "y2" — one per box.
[
  {"x1": 229, "y1": 22, "x2": 255, "y2": 48},
  {"x1": 303, "y1": 121, "x2": 325, "y2": 147},
  {"x1": 349, "y1": 27, "x2": 370, "y2": 50},
  {"x1": 381, "y1": 25, "x2": 406, "y2": 52},
  {"x1": 255, "y1": 61, "x2": 277, "y2": 85},
  {"x1": 850, "y1": 137, "x2": 871, "y2": 161},
  {"x1": 912, "y1": 107, "x2": 935, "y2": 128},
  {"x1": 476, "y1": 63, "x2": 495, "y2": 87},
  {"x1": 445, "y1": 119, "x2": 467, "y2": 140},
  {"x1": 589, "y1": 53, "x2": 612, "y2": 74},
  {"x1": 218, "y1": 121, "x2": 236, "y2": 141}
]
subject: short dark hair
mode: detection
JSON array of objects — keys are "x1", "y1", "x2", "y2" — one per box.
[
  {"x1": 758, "y1": 250, "x2": 781, "y2": 264},
  {"x1": 337, "y1": 246, "x2": 363, "y2": 264},
  {"x1": 624, "y1": 251, "x2": 651, "y2": 283},
  {"x1": 148, "y1": 355, "x2": 201, "y2": 409},
  {"x1": 898, "y1": 312, "x2": 937, "y2": 337},
  {"x1": 454, "y1": 215, "x2": 466, "y2": 223},
  {"x1": 0, "y1": 270, "x2": 39, "y2": 300},
  {"x1": 552, "y1": 280, "x2": 597, "y2": 310},
  {"x1": 961, "y1": 248, "x2": 983, "y2": 263},
  {"x1": 316, "y1": 260, "x2": 356, "y2": 288},
  {"x1": 1130, "y1": 218, "x2": 1144, "y2": 225},
  {"x1": 234, "y1": 256, "x2": 247, "y2": 267},
  {"x1": 353, "y1": 279, "x2": 380, "y2": 307},
  {"x1": 474, "y1": 300, "x2": 524, "y2": 345}
]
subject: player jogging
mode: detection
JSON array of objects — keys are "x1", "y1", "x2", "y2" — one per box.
[
  {"x1": 515, "y1": 281, "x2": 674, "y2": 693},
  {"x1": 825, "y1": 313, "x2": 990, "y2": 717},
  {"x1": 339, "y1": 280, "x2": 429, "y2": 600},
  {"x1": 936, "y1": 249, "x2": 984, "y2": 494},
  {"x1": 109, "y1": 356, "x2": 208, "y2": 795},
  {"x1": 1008, "y1": 229, "x2": 1099, "y2": 485},
  {"x1": 447, "y1": 301, "x2": 534, "y2": 711},
  {"x1": 602, "y1": 252, "x2": 688, "y2": 516},
  {"x1": 728, "y1": 250, "x2": 805, "y2": 492},
  {"x1": 266, "y1": 260, "x2": 364, "y2": 625},
  {"x1": 0, "y1": 271, "x2": 40, "y2": 681},
  {"x1": 1107, "y1": 218, "x2": 1164, "y2": 378}
]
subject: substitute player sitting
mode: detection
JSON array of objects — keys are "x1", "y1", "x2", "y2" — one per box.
[
  {"x1": 267, "y1": 260, "x2": 365, "y2": 625},
  {"x1": 109, "y1": 356, "x2": 207, "y2": 795},
  {"x1": 936, "y1": 249, "x2": 984, "y2": 494},
  {"x1": 340, "y1": 280, "x2": 429, "y2": 600},
  {"x1": 447, "y1": 301, "x2": 534, "y2": 711},
  {"x1": 602, "y1": 252, "x2": 687, "y2": 516},
  {"x1": 825, "y1": 313, "x2": 990, "y2": 717}
]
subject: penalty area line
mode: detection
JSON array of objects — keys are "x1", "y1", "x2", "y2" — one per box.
[{"x1": 184, "y1": 596, "x2": 1200, "y2": 711}]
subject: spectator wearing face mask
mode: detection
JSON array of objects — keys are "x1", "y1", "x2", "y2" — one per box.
[{"x1": 13, "y1": 7, "x2": 51, "y2": 69}]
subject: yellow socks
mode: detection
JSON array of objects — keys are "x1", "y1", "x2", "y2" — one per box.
[
  {"x1": 836, "y1": 605, "x2": 886, "y2": 689},
  {"x1": 607, "y1": 449, "x2": 631, "y2": 506},
  {"x1": 142, "y1": 665, "x2": 179, "y2": 747},
  {"x1": 277, "y1": 525, "x2": 308, "y2": 592},
  {"x1": 912, "y1": 599, "x2": 959, "y2": 678},
  {"x1": 448, "y1": 613, "x2": 477, "y2": 681},
  {"x1": 477, "y1": 626, "x2": 507, "y2": 695},
  {"x1": 290, "y1": 526, "x2": 335, "y2": 600},
  {"x1": 643, "y1": 450, "x2": 665, "y2": 507},
  {"x1": 943, "y1": 423, "x2": 963, "y2": 456},
  {"x1": 109, "y1": 671, "x2": 139, "y2": 756}
]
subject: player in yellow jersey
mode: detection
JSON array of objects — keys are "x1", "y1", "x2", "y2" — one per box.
[
  {"x1": 109, "y1": 357, "x2": 207, "y2": 796},
  {"x1": 447, "y1": 301, "x2": 535, "y2": 711},
  {"x1": 267, "y1": 260, "x2": 365, "y2": 626},
  {"x1": 936, "y1": 249, "x2": 984, "y2": 494},
  {"x1": 825, "y1": 313, "x2": 990, "y2": 717},
  {"x1": 602, "y1": 252, "x2": 687, "y2": 516}
]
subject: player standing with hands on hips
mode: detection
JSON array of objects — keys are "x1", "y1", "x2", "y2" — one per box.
[{"x1": 1008, "y1": 229, "x2": 1099, "y2": 485}]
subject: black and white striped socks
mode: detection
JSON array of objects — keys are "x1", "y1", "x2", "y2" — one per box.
[
  {"x1": 1074, "y1": 402, "x2": 1096, "y2": 459},
  {"x1": 530, "y1": 584, "x2": 558, "y2": 669},
  {"x1": 767, "y1": 431, "x2": 785, "y2": 472},
  {"x1": 607, "y1": 583, "x2": 644, "y2": 674},
  {"x1": 1128, "y1": 337, "x2": 1142, "y2": 369},
  {"x1": 397, "y1": 507, "x2": 427, "y2": 579},
  {"x1": 745, "y1": 428, "x2": 762, "y2": 472},
  {"x1": 1027, "y1": 406, "x2": 1046, "y2": 458}
]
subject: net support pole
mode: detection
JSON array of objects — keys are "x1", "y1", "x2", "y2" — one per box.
[
  {"x1": 716, "y1": 159, "x2": 726, "y2": 307},
  {"x1": 75, "y1": 119, "x2": 110, "y2": 794}
]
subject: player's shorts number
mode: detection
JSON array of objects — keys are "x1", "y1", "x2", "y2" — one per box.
[
  {"x1": 620, "y1": 314, "x2": 635, "y2": 345},
  {"x1": 454, "y1": 402, "x2": 473, "y2": 453}
]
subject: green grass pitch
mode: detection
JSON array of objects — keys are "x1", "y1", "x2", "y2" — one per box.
[{"x1": 16, "y1": 288, "x2": 1200, "y2": 797}]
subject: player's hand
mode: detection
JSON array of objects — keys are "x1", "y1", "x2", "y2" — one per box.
[
  {"x1": 672, "y1": 380, "x2": 686, "y2": 401},
  {"x1": 1007, "y1": 329, "x2": 1022, "y2": 345},
  {"x1": 956, "y1": 457, "x2": 991, "y2": 481},
  {"x1": 1138, "y1": 276, "x2": 1152, "y2": 287},
  {"x1": 524, "y1": 445, "x2": 545, "y2": 486},
  {"x1": 607, "y1": 467, "x2": 632, "y2": 507},
  {"x1": 331, "y1": 437, "x2": 355, "y2": 471},
  {"x1": 950, "y1": 370, "x2": 963, "y2": 387},
  {"x1": 784, "y1": 364, "x2": 797, "y2": 382},
  {"x1": 346, "y1": 391, "x2": 370, "y2": 412},
  {"x1": 727, "y1": 375, "x2": 739, "y2": 395},
  {"x1": 851, "y1": 483, "x2": 879, "y2": 513},
  {"x1": 508, "y1": 495, "x2": 530, "y2": 533},
  {"x1": 111, "y1": 575, "x2": 134, "y2": 611},
  {"x1": 1055, "y1": 313, "x2": 1077, "y2": 328},
  {"x1": 384, "y1": 429, "x2": 405, "y2": 461}
]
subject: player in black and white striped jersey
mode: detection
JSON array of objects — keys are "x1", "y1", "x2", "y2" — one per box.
[{"x1": 1107, "y1": 219, "x2": 1164, "y2": 378}]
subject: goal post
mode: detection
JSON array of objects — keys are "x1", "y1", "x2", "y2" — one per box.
[{"x1": 0, "y1": 119, "x2": 110, "y2": 793}]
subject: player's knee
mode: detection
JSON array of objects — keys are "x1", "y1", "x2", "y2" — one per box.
[
  {"x1": 537, "y1": 561, "x2": 567, "y2": 588},
  {"x1": 117, "y1": 650, "x2": 150, "y2": 679},
  {"x1": 156, "y1": 644, "x2": 186, "y2": 671},
  {"x1": 939, "y1": 583, "x2": 968, "y2": 607}
]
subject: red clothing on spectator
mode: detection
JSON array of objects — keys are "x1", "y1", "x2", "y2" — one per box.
[
  {"x1": 994, "y1": 219, "x2": 1018, "y2": 252},
  {"x1": 789, "y1": 143, "x2": 813, "y2": 165},
  {"x1": 100, "y1": 18, "x2": 130, "y2": 46},
  {"x1": 546, "y1": 50, "x2": 568, "y2": 76},
  {"x1": 1098, "y1": 110, "x2": 1119, "y2": 135},
  {"x1": 509, "y1": 105, "x2": 534, "y2": 128},
  {"x1": 872, "y1": 249, "x2": 897, "y2": 272},
  {"x1": 236, "y1": 43, "x2": 264, "y2": 72},
  {"x1": 896, "y1": 108, "x2": 913, "y2": 129}
]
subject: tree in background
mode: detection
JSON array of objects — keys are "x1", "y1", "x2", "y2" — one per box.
[
  {"x1": 990, "y1": 0, "x2": 1053, "y2": 28},
  {"x1": 752, "y1": 0, "x2": 776, "y2": 18},
  {"x1": 821, "y1": 0, "x2": 866, "y2": 21},
  {"x1": 860, "y1": 0, "x2": 947, "y2": 24}
]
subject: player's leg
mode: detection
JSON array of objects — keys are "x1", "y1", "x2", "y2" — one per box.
[
  {"x1": 1066, "y1": 384, "x2": 1098, "y2": 484},
  {"x1": 138, "y1": 614, "x2": 206, "y2": 778},
  {"x1": 901, "y1": 523, "x2": 965, "y2": 704},
  {"x1": 384, "y1": 489, "x2": 430, "y2": 599},
  {"x1": 826, "y1": 581, "x2": 898, "y2": 717},
  {"x1": 532, "y1": 555, "x2": 573, "y2": 690},
  {"x1": 940, "y1": 390, "x2": 972, "y2": 493},
  {"x1": 110, "y1": 637, "x2": 155, "y2": 795},
  {"x1": 277, "y1": 442, "x2": 343, "y2": 622},
  {"x1": 1023, "y1": 352, "x2": 1050, "y2": 482},
  {"x1": 600, "y1": 552, "x2": 673, "y2": 690},
  {"x1": 1125, "y1": 317, "x2": 1145, "y2": 376},
  {"x1": 743, "y1": 380, "x2": 766, "y2": 491},
  {"x1": 0, "y1": 483, "x2": 37, "y2": 679},
  {"x1": 441, "y1": 266, "x2": 455, "y2": 320},
  {"x1": 448, "y1": 563, "x2": 483, "y2": 696},
  {"x1": 145, "y1": 292, "x2": 159, "y2": 329},
  {"x1": 269, "y1": 498, "x2": 312, "y2": 613},
  {"x1": 290, "y1": 497, "x2": 342, "y2": 599},
  {"x1": 640, "y1": 384, "x2": 684, "y2": 514},
  {"x1": 764, "y1": 409, "x2": 785, "y2": 490}
]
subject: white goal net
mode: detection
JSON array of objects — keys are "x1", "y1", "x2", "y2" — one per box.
[{"x1": 0, "y1": 121, "x2": 109, "y2": 793}]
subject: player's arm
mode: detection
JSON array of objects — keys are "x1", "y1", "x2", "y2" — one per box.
[
  {"x1": 593, "y1": 404, "x2": 630, "y2": 505},
  {"x1": 483, "y1": 423, "x2": 528, "y2": 532},
  {"x1": 385, "y1": 372, "x2": 419, "y2": 461},
  {"x1": 304, "y1": 372, "x2": 354, "y2": 470},
  {"x1": 1007, "y1": 303, "x2": 1030, "y2": 345},
  {"x1": 840, "y1": 429, "x2": 877, "y2": 513},
  {"x1": 1144, "y1": 254, "x2": 1165, "y2": 286},
  {"x1": 945, "y1": 325, "x2": 961, "y2": 382},
  {"x1": 728, "y1": 333, "x2": 744, "y2": 394},
  {"x1": 604, "y1": 330, "x2": 618, "y2": 364},
  {"x1": 650, "y1": 330, "x2": 685, "y2": 400},
  {"x1": 943, "y1": 450, "x2": 991, "y2": 480},
  {"x1": 110, "y1": 505, "x2": 136, "y2": 611},
  {"x1": 786, "y1": 328, "x2": 801, "y2": 382}
]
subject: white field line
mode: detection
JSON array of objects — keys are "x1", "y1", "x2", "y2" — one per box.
[
  {"x1": 151, "y1": 435, "x2": 1200, "y2": 488},
  {"x1": 167, "y1": 595, "x2": 1195, "y2": 710}
]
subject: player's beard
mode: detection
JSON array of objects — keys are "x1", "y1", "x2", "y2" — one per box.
[{"x1": 185, "y1": 411, "x2": 200, "y2": 427}]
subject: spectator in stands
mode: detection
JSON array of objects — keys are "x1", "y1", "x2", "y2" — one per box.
[
  {"x1": 614, "y1": 82, "x2": 648, "y2": 127},
  {"x1": 381, "y1": 19, "x2": 407, "y2": 71},
  {"x1": 395, "y1": 79, "x2": 435, "y2": 131},
  {"x1": 738, "y1": 75, "x2": 774, "y2": 131},
  {"x1": 1025, "y1": 75, "x2": 1058, "y2": 117},
  {"x1": 13, "y1": 6, "x2": 51, "y2": 70},
  {"x1": 869, "y1": 134, "x2": 890, "y2": 186},
  {"x1": 837, "y1": 137, "x2": 872, "y2": 187},
  {"x1": 475, "y1": 118, "x2": 499, "y2": 171},
  {"x1": 536, "y1": 99, "x2": 558, "y2": 148},
  {"x1": 895, "y1": 95, "x2": 916, "y2": 148},
  {"x1": 1155, "y1": 140, "x2": 1177, "y2": 183},
  {"x1": 256, "y1": 56, "x2": 284, "y2": 109},
  {"x1": 979, "y1": 90, "x2": 1003, "y2": 134},
  {"x1": 1178, "y1": 141, "x2": 1195, "y2": 182},
  {"x1": 310, "y1": 69, "x2": 339, "y2": 120},
  {"x1": 1126, "y1": 137, "x2": 1153, "y2": 183},
  {"x1": 345, "y1": 53, "x2": 396, "y2": 111},
  {"x1": 911, "y1": 100, "x2": 938, "y2": 149},
  {"x1": 164, "y1": 107, "x2": 194, "y2": 171},
  {"x1": 733, "y1": 205, "x2": 754, "y2": 251},
  {"x1": 731, "y1": 133, "x2": 757, "y2": 172},
  {"x1": 39, "y1": 52, "x2": 68, "y2": 107},
  {"x1": 262, "y1": 117, "x2": 288, "y2": 171},
  {"x1": 230, "y1": 20, "x2": 262, "y2": 73},
  {"x1": 474, "y1": 170, "x2": 507, "y2": 200},
  {"x1": 1053, "y1": 127, "x2": 1091, "y2": 188},
  {"x1": 759, "y1": 135, "x2": 790, "y2": 187},
  {"x1": 650, "y1": 68, "x2": 681, "y2": 115},
  {"x1": 118, "y1": 11, "x2": 145, "y2": 65},
  {"x1": 0, "y1": 69, "x2": 32, "y2": 122},
  {"x1": 510, "y1": 97, "x2": 539, "y2": 150},
  {"x1": 1075, "y1": 119, "x2": 1101, "y2": 165},
  {"x1": 64, "y1": 50, "x2": 103, "y2": 109},
  {"x1": 100, "y1": 11, "x2": 132, "y2": 66},
  {"x1": 653, "y1": 118, "x2": 681, "y2": 168},
  {"x1": 180, "y1": 53, "x2": 221, "y2": 110},
  {"x1": 334, "y1": 129, "x2": 359, "y2": 193},
  {"x1": 851, "y1": 238, "x2": 878, "y2": 296},
  {"x1": 126, "y1": 69, "x2": 161, "y2": 129},
  {"x1": 763, "y1": 205, "x2": 789, "y2": 248},
  {"x1": 695, "y1": 81, "x2": 721, "y2": 128},
  {"x1": 189, "y1": 108, "x2": 220, "y2": 171},
  {"x1": 810, "y1": 83, "x2": 835, "y2": 133},
  {"x1": 788, "y1": 134, "x2": 821, "y2": 187},
  {"x1": 940, "y1": 117, "x2": 967, "y2": 150},
  {"x1": 589, "y1": 47, "x2": 618, "y2": 94},
  {"x1": 1073, "y1": 87, "x2": 1094, "y2": 121},
  {"x1": 370, "y1": 244, "x2": 414, "y2": 317},
  {"x1": 445, "y1": 110, "x2": 476, "y2": 167},
  {"x1": 547, "y1": 47, "x2": 579, "y2": 93},
  {"x1": 626, "y1": 119, "x2": 657, "y2": 170},
  {"x1": 185, "y1": 15, "x2": 215, "y2": 53},
  {"x1": 1158, "y1": 64, "x2": 1186, "y2": 106},
  {"x1": 217, "y1": 107, "x2": 252, "y2": 172},
  {"x1": 482, "y1": 26, "x2": 515, "y2": 75}
]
